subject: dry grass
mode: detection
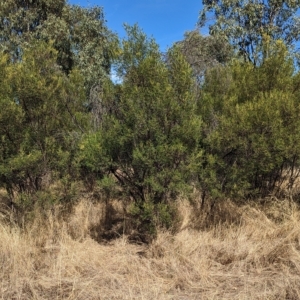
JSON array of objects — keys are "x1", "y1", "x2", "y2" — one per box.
[{"x1": 1, "y1": 196, "x2": 300, "y2": 299}]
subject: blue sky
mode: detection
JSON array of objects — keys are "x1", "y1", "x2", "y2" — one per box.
[{"x1": 68, "y1": 0, "x2": 203, "y2": 51}]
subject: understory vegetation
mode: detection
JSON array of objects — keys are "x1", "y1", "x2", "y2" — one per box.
[
  {"x1": 1, "y1": 196, "x2": 300, "y2": 299},
  {"x1": 2, "y1": 0, "x2": 300, "y2": 298}
]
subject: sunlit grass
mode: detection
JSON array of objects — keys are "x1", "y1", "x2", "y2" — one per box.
[{"x1": 1, "y1": 196, "x2": 300, "y2": 299}]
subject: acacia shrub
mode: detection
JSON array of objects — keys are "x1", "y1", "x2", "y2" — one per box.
[
  {"x1": 0, "y1": 42, "x2": 87, "y2": 200},
  {"x1": 79, "y1": 26, "x2": 202, "y2": 231},
  {"x1": 201, "y1": 41, "x2": 300, "y2": 198}
]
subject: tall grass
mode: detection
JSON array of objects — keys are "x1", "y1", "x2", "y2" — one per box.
[{"x1": 1, "y1": 196, "x2": 300, "y2": 299}]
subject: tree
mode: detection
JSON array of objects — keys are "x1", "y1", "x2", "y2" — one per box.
[
  {"x1": 199, "y1": 0, "x2": 300, "y2": 66},
  {"x1": 201, "y1": 41, "x2": 300, "y2": 198},
  {"x1": 80, "y1": 26, "x2": 202, "y2": 229},
  {"x1": 0, "y1": 42, "x2": 87, "y2": 198},
  {"x1": 39, "y1": 4, "x2": 119, "y2": 128},
  {"x1": 176, "y1": 30, "x2": 233, "y2": 83},
  {"x1": 0, "y1": 0, "x2": 119, "y2": 128},
  {"x1": 0, "y1": 0, "x2": 66, "y2": 60}
]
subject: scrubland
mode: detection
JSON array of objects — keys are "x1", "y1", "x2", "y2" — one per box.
[{"x1": 1, "y1": 193, "x2": 300, "y2": 300}]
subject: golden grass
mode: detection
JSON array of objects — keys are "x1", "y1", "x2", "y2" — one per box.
[{"x1": 1, "y1": 197, "x2": 300, "y2": 299}]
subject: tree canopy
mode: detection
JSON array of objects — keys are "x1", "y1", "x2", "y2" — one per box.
[{"x1": 199, "y1": 0, "x2": 300, "y2": 65}]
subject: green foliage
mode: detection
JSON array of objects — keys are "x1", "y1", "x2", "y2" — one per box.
[
  {"x1": 129, "y1": 200, "x2": 176, "y2": 235},
  {"x1": 111, "y1": 26, "x2": 201, "y2": 203},
  {"x1": 0, "y1": 0, "x2": 119, "y2": 123},
  {"x1": 177, "y1": 30, "x2": 233, "y2": 83},
  {"x1": 0, "y1": 0, "x2": 66, "y2": 57},
  {"x1": 39, "y1": 5, "x2": 119, "y2": 86},
  {"x1": 201, "y1": 41, "x2": 300, "y2": 198},
  {"x1": 77, "y1": 131, "x2": 113, "y2": 191},
  {"x1": 2, "y1": 0, "x2": 300, "y2": 235},
  {"x1": 0, "y1": 42, "x2": 87, "y2": 197},
  {"x1": 199, "y1": 0, "x2": 300, "y2": 65},
  {"x1": 80, "y1": 26, "x2": 202, "y2": 213}
]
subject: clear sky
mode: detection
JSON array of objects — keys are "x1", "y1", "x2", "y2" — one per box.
[{"x1": 68, "y1": 0, "x2": 203, "y2": 51}]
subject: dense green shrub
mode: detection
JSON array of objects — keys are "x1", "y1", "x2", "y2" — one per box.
[
  {"x1": 0, "y1": 42, "x2": 87, "y2": 198},
  {"x1": 79, "y1": 26, "x2": 202, "y2": 231},
  {"x1": 201, "y1": 41, "x2": 300, "y2": 199}
]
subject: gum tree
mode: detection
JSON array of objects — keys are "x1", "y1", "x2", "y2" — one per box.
[{"x1": 199, "y1": 0, "x2": 300, "y2": 66}]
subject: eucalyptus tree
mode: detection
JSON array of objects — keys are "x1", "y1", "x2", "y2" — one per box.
[
  {"x1": 199, "y1": 0, "x2": 300, "y2": 66},
  {"x1": 176, "y1": 30, "x2": 233, "y2": 83},
  {"x1": 0, "y1": 0, "x2": 119, "y2": 127},
  {"x1": 39, "y1": 5, "x2": 119, "y2": 127},
  {"x1": 0, "y1": 0, "x2": 65, "y2": 59}
]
